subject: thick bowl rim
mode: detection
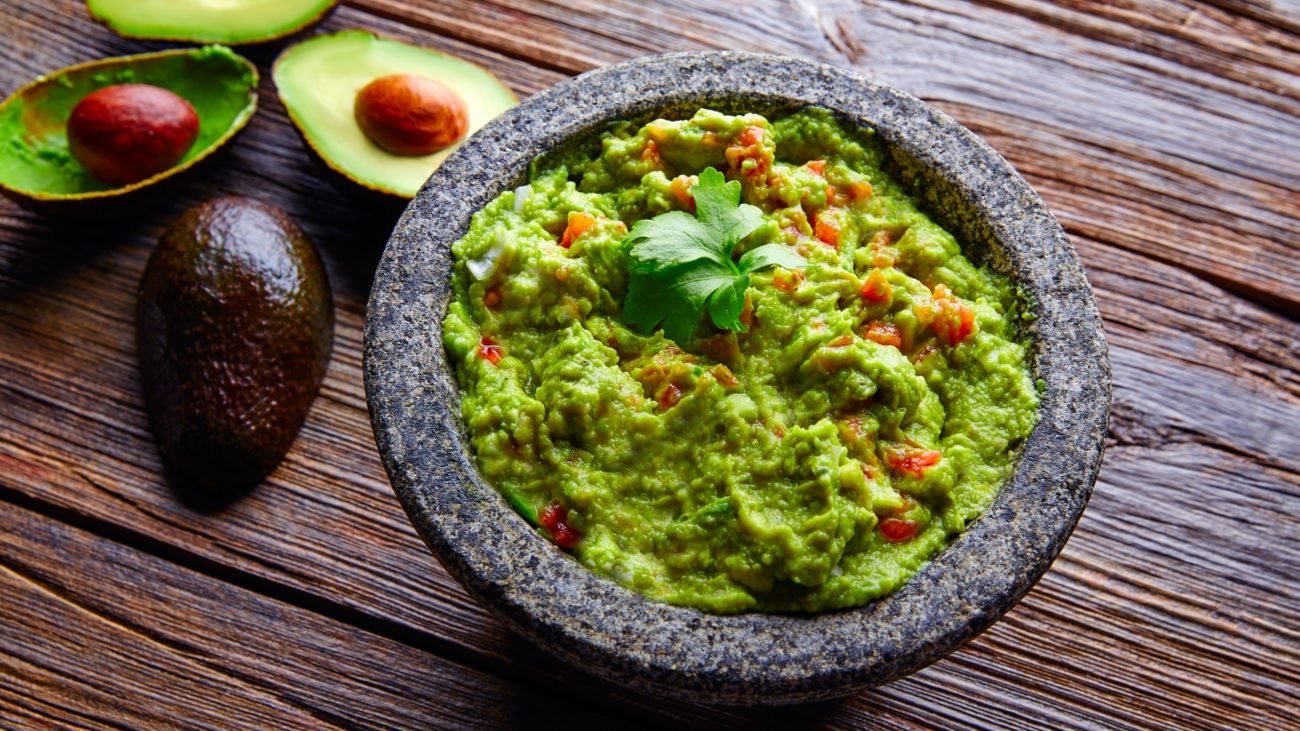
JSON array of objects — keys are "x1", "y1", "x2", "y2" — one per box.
[{"x1": 363, "y1": 51, "x2": 1110, "y2": 705}]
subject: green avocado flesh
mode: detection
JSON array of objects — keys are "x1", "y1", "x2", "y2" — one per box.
[
  {"x1": 88, "y1": 0, "x2": 336, "y2": 45},
  {"x1": 0, "y1": 46, "x2": 256, "y2": 199},
  {"x1": 444, "y1": 108, "x2": 1040, "y2": 614},
  {"x1": 274, "y1": 31, "x2": 517, "y2": 198}
]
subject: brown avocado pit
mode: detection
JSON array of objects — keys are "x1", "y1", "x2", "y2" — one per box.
[
  {"x1": 273, "y1": 30, "x2": 517, "y2": 200},
  {"x1": 354, "y1": 74, "x2": 469, "y2": 157},
  {"x1": 67, "y1": 84, "x2": 200, "y2": 185},
  {"x1": 0, "y1": 46, "x2": 258, "y2": 219},
  {"x1": 137, "y1": 196, "x2": 334, "y2": 494}
]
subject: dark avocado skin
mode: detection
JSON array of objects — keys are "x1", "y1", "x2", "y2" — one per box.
[{"x1": 137, "y1": 196, "x2": 334, "y2": 493}]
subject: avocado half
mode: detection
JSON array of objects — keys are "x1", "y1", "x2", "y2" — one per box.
[
  {"x1": 0, "y1": 46, "x2": 258, "y2": 219},
  {"x1": 274, "y1": 31, "x2": 517, "y2": 201},
  {"x1": 87, "y1": 0, "x2": 340, "y2": 45}
]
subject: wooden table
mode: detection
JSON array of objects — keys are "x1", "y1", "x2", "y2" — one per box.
[{"x1": 2, "y1": 1, "x2": 1297, "y2": 728}]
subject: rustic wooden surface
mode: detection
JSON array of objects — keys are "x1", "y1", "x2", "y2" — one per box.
[{"x1": 1, "y1": 0, "x2": 1297, "y2": 728}]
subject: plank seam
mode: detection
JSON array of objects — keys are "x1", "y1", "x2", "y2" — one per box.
[{"x1": 0, "y1": 481, "x2": 666, "y2": 730}]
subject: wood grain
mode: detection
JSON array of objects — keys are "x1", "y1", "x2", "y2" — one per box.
[
  {"x1": 1, "y1": 0, "x2": 1298, "y2": 729},
  {"x1": 0, "y1": 501, "x2": 645, "y2": 731}
]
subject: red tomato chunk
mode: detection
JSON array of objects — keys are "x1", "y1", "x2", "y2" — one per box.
[
  {"x1": 861, "y1": 268, "x2": 892, "y2": 303},
  {"x1": 559, "y1": 212, "x2": 598, "y2": 248},
  {"x1": 863, "y1": 321, "x2": 902, "y2": 349},
  {"x1": 539, "y1": 502, "x2": 581, "y2": 547},
  {"x1": 476, "y1": 336, "x2": 504, "y2": 365},
  {"x1": 880, "y1": 518, "x2": 918, "y2": 542},
  {"x1": 887, "y1": 449, "x2": 942, "y2": 477}
]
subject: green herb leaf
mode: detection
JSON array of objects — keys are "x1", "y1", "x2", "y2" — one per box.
[
  {"x1": 707, "y1": 274, "x2": 751, "y2": 333},
  {"x1": 691, "y1": 167, "x2": 766, "y2": 257},
  {"x1": 623, "y1": 262, "x2": 740, "y2": 341},
  {"x1": 738, "y1": 244, "x2": 809, "y2": 275},
  {"x1": 622, "y1": 210, "x2": 721, "y2": 272},
  {"x1": 623, "y1": 167, "x2": 807, "y2": 343}
]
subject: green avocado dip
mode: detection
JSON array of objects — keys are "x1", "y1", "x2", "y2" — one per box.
[{"x1": 443, "y1": 108, "x2": 1039, "y2": 614}]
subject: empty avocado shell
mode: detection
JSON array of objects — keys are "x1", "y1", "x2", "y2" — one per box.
[
  {"x1": 87, "y1": 0, "x2": 341, "y2": 46},
  {"x1": 0, "y1": 46, "x2": 258, "y2": 219},
  {"x1": 273, "y1": 30, "x2": 517, "y2": 203}
]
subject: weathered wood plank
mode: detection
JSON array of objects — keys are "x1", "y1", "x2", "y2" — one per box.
[
  {"x1": 830, "y1": 0, "x2": 1300, "y2": 315},
  {"x1": 0, "y1": 501, "x2": 652, "y2": 731}
]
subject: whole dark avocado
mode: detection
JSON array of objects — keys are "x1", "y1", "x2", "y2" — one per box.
[{"x1": 137, "y1": 197, "x2": 334, "y2": 494}]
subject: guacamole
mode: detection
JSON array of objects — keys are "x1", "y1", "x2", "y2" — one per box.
[{"x1": 443, "y1": 108, "x2": 1039, "y2": 614}]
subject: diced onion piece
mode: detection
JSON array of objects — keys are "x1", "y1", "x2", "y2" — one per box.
[
  {"x1": 468, "y1": 228, "x2": 509, "y2": 280},
  {"x1": 513, "y1": 184, "x2": 532, "y2": 214}
]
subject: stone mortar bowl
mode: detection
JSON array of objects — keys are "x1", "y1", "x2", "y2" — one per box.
[{"x1": 363, "y1": 52, "x2": 1111, "y2": 705}]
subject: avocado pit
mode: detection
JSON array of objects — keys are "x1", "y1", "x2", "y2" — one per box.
[
  {"x1": 67, "y1": 84, "x2": 200, "y2": 185},
  {"x1": 354, "y1": 74, "x2": 468, "y2": 156},
  {"x1": 272, "y1": 30, "x2": 516, "y2": 199}
]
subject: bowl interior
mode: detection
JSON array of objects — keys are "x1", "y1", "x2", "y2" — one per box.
[{"x1": 363, "y1": 52, "x2": 1110, "y2": 705}]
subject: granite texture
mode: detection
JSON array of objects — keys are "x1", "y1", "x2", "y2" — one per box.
[{"x1": 363, "y1": 52, "x2": 1111, "y2": 705}]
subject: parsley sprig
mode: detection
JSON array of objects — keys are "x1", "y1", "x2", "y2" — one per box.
[{"x1": 623, "y1": 167, "x2": 807, "y2": 344}]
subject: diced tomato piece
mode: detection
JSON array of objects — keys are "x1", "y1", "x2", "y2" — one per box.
[
  {"x1": 911, "y1": 344, "x2": 940, "y2": 365},
  {"x1": 887, "y1": 448, "x2": 942, "y2": 477},
  {"x1": 484, "y1": 287, "x2": 501, "y2": 308},
  {"x1": 805, "y1": 159, "x2": 825, "y2": 176},
  {"x1": 710, "y1": 365, "x2": 739, "y2": 388},
  {"x1": 863, "y1": 321, "x2": 902, "y2": 349},
  {"x1": 559, "y1": 212, "x2": 598, "y2": 248},
  {"x1": 738, "y1": 292, "x2": 754, "y2": 331},
  {"x1": 551, "y1": 522, "x2": 581, "y2": 547},
  {"x1": 539, "y1": 502, "x2": 564, "y2": 528},
  {"x1": 658, "y1": 382, "x2": 684, "y2": 411},
  {"x1": 539, "y1": 502, "x2": 581, "y2": 547},
  {"x1": 669, "y1": 175, "x2": 696, "y2": 212},
  {"x1": 814, "y1": 210, "x2": 842, "y2": 249},
  {"x1": 829, "y1": 335, "x2": 854, "y2": 348},
  {"x1": 826, "y1": 185, "x2": 847, "y2": 207},
  {"x1": 880, "y1": 518, "x2": 918, "y2": 542},
  {"x1": 850, "y1": 181, "x2": 874, "y2": 201},
  {"x1": 476, "y1": 336, "x2": 504, "y2": 365},
  {"x1": 641, "y1": 140, "x2": 661, "y2": 164},
  {"x1": 930, "y1": 285, "x2": 976, "y2": 346},
  {"x1": 860, "y1": 268, "x2": 892, "y2": 303},
  {"x1": 866, "y1": 230, "x2": 896, "y2": 266},
  {"x1": 742, "y1": 162, "x2": 766, "y2": 180},
  {"x1": 773, "y1": 268, "x2": 805, "y2": 293},
  {"x1": 840, "y1": 417, "x2": 871, "y2": 442},
  {"x1": 739, "y1": 125, "x2": 766, "y2": 147},
  {"x1": 860, "y1": 462, "x2": 879, "y2": 480}
]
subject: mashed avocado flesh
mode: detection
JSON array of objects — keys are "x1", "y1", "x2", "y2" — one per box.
[{"x1": 443, "y1": 108, "x2": 1039, "y2": 614}]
